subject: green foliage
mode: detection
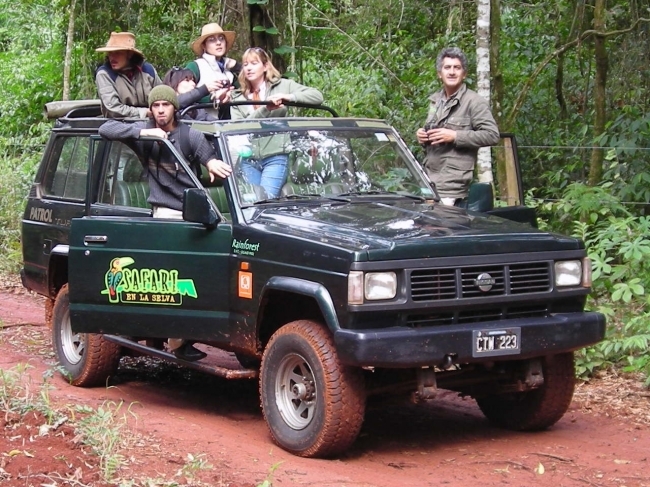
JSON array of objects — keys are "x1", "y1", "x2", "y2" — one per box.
[
  {"x1": 0, "y1": 1, "x2": 64, "y2": 136},
  {"x1": 0, "y1": 364, "x2": 52, "y2": 417},
  {"x1": 0, "y1": 138, "x2": 45, "y2": 273},
  {"x1": 75, "y1": 400, "x2": 138, "y2": 481},
  {"x1": 179, "y1": 452, "x2": 213, "y2": 478},
  {"x1": 256, "y1": 461, "x2": 283, "y2": 487},
  {"x1": 538, "y1": 183, "x2": 650, "y2": 384}
]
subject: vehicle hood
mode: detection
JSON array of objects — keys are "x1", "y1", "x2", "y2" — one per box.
[{"x1": 246, "y1": 200, "x2": 583, "y2": 260}]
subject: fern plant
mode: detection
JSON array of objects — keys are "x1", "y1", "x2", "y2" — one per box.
[{"x1": 539, "y1": 182, "x2": 650, "y2": 385}]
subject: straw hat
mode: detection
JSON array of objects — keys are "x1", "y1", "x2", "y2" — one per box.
[
  {"x1": 96, "y1": 32, "x2": 143, "y2": 56},
  {"x1": 191, "y1": 23, "x2": 236, "y2": 56}
]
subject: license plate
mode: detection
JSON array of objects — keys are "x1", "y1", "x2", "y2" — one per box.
[{"x1": 472, "y1": 327, "x2": 521, "y2": 357}]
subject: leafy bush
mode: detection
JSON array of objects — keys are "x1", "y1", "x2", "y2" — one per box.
[
  {"x1": 0, "y1": 136, "x2": 46, "y2": 273},
  {"x1": 537, "y1": 183, "x2": 650, "y2": 385}
]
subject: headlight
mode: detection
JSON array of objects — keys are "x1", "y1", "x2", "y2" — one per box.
[
  {"x1": 555, "y1": 260, "x2": 582, "y2": 287},
  {"x1": 365, "y1": 272, "x2": 397, "y2": 300},
  {"x1": 348, "y1": 271, "x2": 397, "y2": 304}
]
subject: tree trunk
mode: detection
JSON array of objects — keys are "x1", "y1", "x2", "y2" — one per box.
[
  {"x1": 476, "y1": 0, "x2": 492, "y2": 184},
  {"x1": 489, "y1": 0, "x2": 509, "y2": 201},
  {"x1": 248, "y1": 2, "x2": 286, "y2": 73},
  {"x1": 62, "y1": 0, "x2": 77, "y2": 101},
  {"x1": 589, "y1": 0, "x2": 608, "y2": 186}
]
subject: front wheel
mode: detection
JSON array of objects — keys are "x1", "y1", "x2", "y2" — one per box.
[
  {"x1": 260, "y1": 320, "x2": 366, "y2": 458},
  {"x1": 476, "y1": 352, "x2": 576, "y2": 431},
  {"x1": 52, "y1": 284, "x2": 121, "y2": 387}
]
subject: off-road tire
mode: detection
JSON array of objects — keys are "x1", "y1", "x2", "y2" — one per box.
[
  {"x1": 260, "y1": 320, "x2": 366, "y2": 458},
  {"x1": 52, "y1": 284, "x2": 121, "y2": 387},
  {"x1": 476, "y1": 352, "x2": 576, "y2": 431}
]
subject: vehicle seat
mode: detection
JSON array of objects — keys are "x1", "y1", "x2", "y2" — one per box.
[
  {"x1": 207, "y1": 185, "x2": 230, "y2": 216},
  {"x1": 466, "y1": 182, "x2": 494, "y2": 212},
  {"x1": 114, "y1": 181, "x2": 150, "y2": 208},
  {"x1": 281, "y1": 148, "x2": 336, "y2": 196}
]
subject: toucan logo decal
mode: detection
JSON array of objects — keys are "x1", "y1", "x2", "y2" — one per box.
[{"x1": 102, "y1": 257, "x2": 198, "y2": 305}]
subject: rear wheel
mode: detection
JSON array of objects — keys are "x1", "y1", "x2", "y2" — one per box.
[
  {"x1": 52, "y1": 284, "x2": 121, "y2": 387},
  {"x1": 260, "y1": 320, "x2": 366, "y2": 458},
  {"x1": 476, "y1": 352, "x2": 576, "y2": 431}
]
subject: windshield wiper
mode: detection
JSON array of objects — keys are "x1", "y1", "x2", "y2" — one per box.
[
  {"x1": 252, "y1": 193, "x2": 354, "y2": 205},
  {"x1": 252, "y1": 193, "x2": 322, "y2": 205},
  {"x1": 337, "y1": 189, "x2": 425, "y2": 201}
]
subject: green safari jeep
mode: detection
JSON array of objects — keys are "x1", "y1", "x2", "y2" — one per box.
[{"x1": 20, "y1": 100, "x2": 605, "y2": 458}]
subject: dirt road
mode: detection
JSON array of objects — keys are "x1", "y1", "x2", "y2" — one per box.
[{"x1": 1, "y1": 285, "x2": 649, "y2": 487}]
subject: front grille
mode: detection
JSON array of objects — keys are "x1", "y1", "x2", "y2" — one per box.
[
  {"x1": 410, "y1": 261, "x2": 552, "y2": 302},
  {"x1": 411, "y1": 268, "x2": 457, "y2": 301},
  {"x1": 510, "y1": 262, "x2": 552, "y2": 294}
]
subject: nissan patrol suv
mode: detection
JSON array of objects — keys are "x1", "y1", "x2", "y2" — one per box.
[{"x1": 21, "y1": 100, "x2": 605, "y2": 458}]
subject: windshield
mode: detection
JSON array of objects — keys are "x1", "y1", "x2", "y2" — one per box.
[{"x1": 225, "y1": 129, "x2": 436, "y2": 205}]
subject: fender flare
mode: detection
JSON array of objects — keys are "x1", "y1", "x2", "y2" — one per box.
[
  {"x1": 47, "y1": 244, "x2": 69, "y2": 295},
  {"x1": 262, "y1": 276, "x2": 340, "y2": 332}
]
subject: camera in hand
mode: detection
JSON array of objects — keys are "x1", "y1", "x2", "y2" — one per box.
[{"x1": 423, "y1": 120, "x2": 443, "y2": 131}]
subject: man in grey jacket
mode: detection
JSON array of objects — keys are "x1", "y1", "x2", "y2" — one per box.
[
  {"x1": 95, "y1": 32, "x2": 162, "y2": 119},
  {"x1": 416, "y1": 47, "x2": 500, "y2": 206}
]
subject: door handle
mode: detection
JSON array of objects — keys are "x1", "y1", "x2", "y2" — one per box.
[{"x1": 84, "y1": 235, "x2": 108, "y2": 245}]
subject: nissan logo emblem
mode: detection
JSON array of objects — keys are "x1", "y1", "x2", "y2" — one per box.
[{"x1": 475, "y1": 272, "x2": 496, "y2": 292}]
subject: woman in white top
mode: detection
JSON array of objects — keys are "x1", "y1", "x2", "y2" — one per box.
[{"x1": 185, "y1": 23, "x2": 240, "y2": 119}]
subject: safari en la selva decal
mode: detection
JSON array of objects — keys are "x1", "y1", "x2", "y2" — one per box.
[{"x1": 102, "y1": 257, "x2": 198, "y2": 305}]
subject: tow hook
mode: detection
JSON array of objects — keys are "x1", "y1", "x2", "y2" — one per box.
[{"x1": 412, "y1": 367, "x2": 437, "y2": 403}]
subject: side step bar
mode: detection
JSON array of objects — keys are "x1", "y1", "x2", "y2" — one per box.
[{"x1": 104, "y1": 335, "x2": 258, "y2": 380}]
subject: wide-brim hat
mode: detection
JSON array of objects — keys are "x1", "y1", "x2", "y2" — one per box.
[
  {"x1": 191, "y1": 23, "x2": 236, "y2": 56},
  {"x1": 96, "y1": 32, "x2": 143, "y2": 56}
]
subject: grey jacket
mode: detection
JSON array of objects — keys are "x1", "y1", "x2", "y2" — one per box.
[
  {"x1": 95, "y1": 62, "x2": 162, "y2": 119},
  {"x1": 422, "y1": 84, "x2": 499, "y2": 199}
]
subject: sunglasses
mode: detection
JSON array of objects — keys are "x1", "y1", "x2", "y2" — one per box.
[{"x1": 244, "y1": 47, "x2": 269, "y2": 59}]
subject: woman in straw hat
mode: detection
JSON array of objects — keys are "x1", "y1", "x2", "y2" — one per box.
[
  {"x1": 95, "y1": 31, "x2": 162, "y2": 119},
  {"x1": 185, "y1": 23, "x2": 241, "y2": 119}
]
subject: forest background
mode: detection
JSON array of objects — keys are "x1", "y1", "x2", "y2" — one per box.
[{"x1": 0, "y1": 0, "x2": 649, "y2": 385}]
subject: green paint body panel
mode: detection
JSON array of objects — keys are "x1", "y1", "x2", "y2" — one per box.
[{"x1": 21, "y1": 111, "x2": 605, "y2": 369}]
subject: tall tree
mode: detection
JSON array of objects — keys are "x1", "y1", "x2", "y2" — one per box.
[
  {"x1": 588, "y1": 0, "x2": 608, "y2": 185},
  {"x1": 476, "y1": 0, "x2": 492, "y2": 183},
  {"x1": 62, "y1": 0, "x2": 77, "y2": 101}
]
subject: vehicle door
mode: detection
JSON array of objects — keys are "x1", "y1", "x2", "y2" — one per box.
[
  {"x1": 487, "y1": 134, "x2": 538, "y2": 226},
  {"x1": 68, "y1": 138, "x2": 234, "y2": 344}
]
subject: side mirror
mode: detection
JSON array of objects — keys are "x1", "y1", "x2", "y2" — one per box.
[{"x1": 183, "y1": 188, "x2": 220, "y2": 228}]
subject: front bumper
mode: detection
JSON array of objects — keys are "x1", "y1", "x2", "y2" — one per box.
[{"x1": 334, "y1": 312, "x2": 606, "y2": 367}]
